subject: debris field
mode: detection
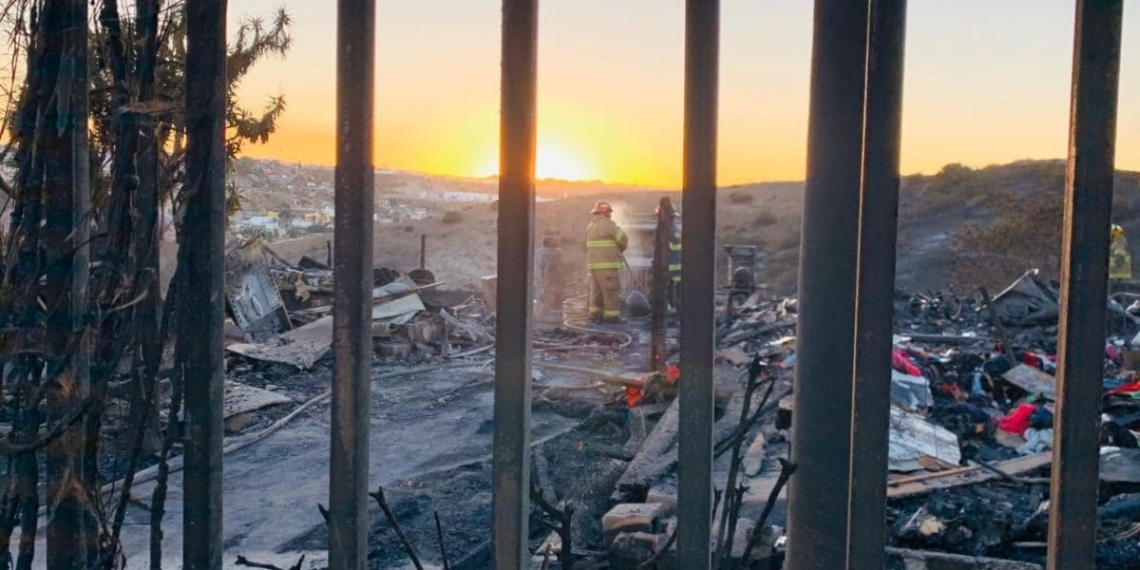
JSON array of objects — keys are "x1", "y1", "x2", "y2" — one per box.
[{"x1": 105, "y1": 238, "x2": 1140, "y2": 569}]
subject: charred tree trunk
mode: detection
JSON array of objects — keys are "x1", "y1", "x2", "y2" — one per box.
[
  {"x1": 16, "y1": 392, "x2": 40, "y2": 570},
  {"x1": 36, "y1": 0, "x2": 90, "y2": 567},
  {"x1": 8, "y1": 11, "x2": 46, "y2": 564},
  {"x1": 0, "y1": 463, "x2": 19, "y2": 570},
  {"x1": 134, "y1": 0, "x2": 163, "y2": 456},
  {"x1": 70, "y1": 0, "x2": 93, "y2": 560},
  {"x1": 179, "y1": 3, "x2": 229, "y2": 567},
  {"x1": 151, "y1": 264, "x2": 184, "y2": 570}
]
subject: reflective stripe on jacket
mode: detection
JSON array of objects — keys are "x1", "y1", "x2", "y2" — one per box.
[
  {"x1": 668, "y1": 223, "x2": 681, "y2": 281},
  {"x1": 586, "y1": 216, "x2": 628, "y2": 270}
]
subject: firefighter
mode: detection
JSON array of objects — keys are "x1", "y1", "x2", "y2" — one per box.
[
  {"x1": 1110, "y1": 224, "x2": 1132, "y2": 281},
  {"x1": 656, "y1": 204, "x2": 682, "y2": 313},
  {"x1": 586, "y1": 200, "x2": 628, "y2": 323}
]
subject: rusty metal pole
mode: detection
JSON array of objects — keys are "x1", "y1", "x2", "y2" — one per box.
[
  {"x1": 492, "y1": 0, "x2": 538, "y2": 567},
  {"x1": 1048, "y1": 1, "x2": 1123, "y2": 568},
  {"x1": 678, "y1": 1, "x2": 719, "y2": 568},
  {"x1": 181, "y1": 0, "x2": 227, "y2": 568},
  {"x1": 847, "y1": 0, "x2": 907, "y2": 568},
  {"x1": 329, "y1": 0, "x2": 375, "y2": 569},
  {"x1": 786, "y1": 1, "x2": 870, "y2": 568},
  {"x1": 651, "y1": 197, "x2": 673, "y2": 372}
]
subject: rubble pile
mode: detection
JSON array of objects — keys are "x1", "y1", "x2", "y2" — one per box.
[
  {"x1": 210, "y1": 241, "x2": 1140, "y2": 568},
  {"x1": 222, "y1": 237, "x2": 635, "y2": 372},
  {"x1": 886, "y1": 271, "x2": 1140, "y2": 568},
  {"x1": 592, "y1": 299, "x2": 798, "y2": 569},
  {"x1": 715, "y1": 294, "x2": 797, "y2": 363},
  {"x1": 593, "y1": 270, "x2": 1140, "y2": 570},
  {"x1": 222, "y1": 237, "x2": 502, "y2": 368}
]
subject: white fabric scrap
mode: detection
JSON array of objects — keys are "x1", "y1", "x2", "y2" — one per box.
[{"x1": 1018, "y1": 428, "x2": 1054, "y2": 456}]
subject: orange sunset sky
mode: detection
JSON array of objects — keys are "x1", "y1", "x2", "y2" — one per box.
[{"x1": 231, "y1": 1, "x2": 1138, "y2": 188}]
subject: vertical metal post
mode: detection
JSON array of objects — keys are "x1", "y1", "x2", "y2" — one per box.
[
  {"x1": 847, "y1": 0, "x2": 907, "y2": 568},
  {"x1": 420, "y1": 234, "x2": 427, "y2": 269},
  {"x1": 1048, "y1": 1, "x2": 1123, "y2": 568},
  {"x1": 786, "y1": 1, "x2": 869, "y2": 568},
  {"x1": 181, "y1": 0, "x2": 227, "y2": 568},
  {"x1": 492, "y1": 0, "x2": 538, "y2": 567},
  {"x1": 329, "y1": 0, "x2": 375, "y2": 568},
  {"x1": 651, "y1": 197, "x2": 672, "y2": 372},
  {"x1": 678, "y1": 1, "x2": 719, "y2": 568}
]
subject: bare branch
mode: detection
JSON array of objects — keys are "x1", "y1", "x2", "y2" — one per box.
[
  {"x1": 434, "y1": 511, "x2": 450, "y2": 570},
  {"x1": 370, "y1": 486, "x2": 425, "y2": 570},
  {"x1": 0, "y1": 389, "x2": 96, "y2": 456}
]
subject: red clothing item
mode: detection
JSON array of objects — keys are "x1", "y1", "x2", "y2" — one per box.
[
  {"x1": 997, "y1": 403, "x2": 1037, "y2": 436},
  {"x1": 892, "y1": 348, "x2": 923, "y2": 377},
  {"x1": 1021, "y1": 353, "x2": 1035, "y2": 367},
  {"x1": 1107, "y1": 380, "x2": 1140, "y2": 397},
  {"x1": 624, "y1": 386, "x2": 643, "y2": 407}
]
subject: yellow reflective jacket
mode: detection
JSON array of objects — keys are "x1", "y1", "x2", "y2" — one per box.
[
  {"x1": 586, "y1": 216, "x2": 628, "y2": 270},
  {"x1": 668, "y1": 221, "x2": 681, "y2": 282}
]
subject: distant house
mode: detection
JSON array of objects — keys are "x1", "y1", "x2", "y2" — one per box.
[
  {"x1": 437, "y1": 191, "x2": 496, "y2": 203},
  {"x1": 245, "y1": 216, "x2": 280, "y2": 230},
  {"x1": 295, "y1": 208, "x2": 333, "y2": 224}
]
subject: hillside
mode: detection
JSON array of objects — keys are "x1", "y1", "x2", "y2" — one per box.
[{"x1": 227, "y1": 159, "x2": 1140, "y2": 295}]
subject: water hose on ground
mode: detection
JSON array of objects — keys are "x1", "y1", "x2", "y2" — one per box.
[
  {"x1": 561, "y1": 318, "x2": 633, "y2": 349},
  {"x1": 444, "y1": 316, "x2": 635, "y2": 359}
]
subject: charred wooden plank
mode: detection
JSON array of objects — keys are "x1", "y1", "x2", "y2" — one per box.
[{"x1": 887, "y1": 453, "x2": 1052, "y2": 499}]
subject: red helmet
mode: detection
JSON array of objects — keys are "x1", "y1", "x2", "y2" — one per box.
[{"x1": 591, "y1": 200, "x2": 613, "y2": 215}]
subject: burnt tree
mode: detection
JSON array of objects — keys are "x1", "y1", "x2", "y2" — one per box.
[
  {"x1": 0, "y1": 0, "x2": 95, "y2": 568},
  {"x1": 0, "y1": 0, "x2": 292, "y2": 567}
]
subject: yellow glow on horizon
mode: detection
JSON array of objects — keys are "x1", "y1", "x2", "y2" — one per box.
[
  {"x1": 536, "y1": 146, "x2": 591, "y2": 181},
  {"x1": 478, "y1": 143, "x2": 595, "y2": 181},
  {"x1": 226, "y1": 0, "x2": 1140, "y2": 188}
]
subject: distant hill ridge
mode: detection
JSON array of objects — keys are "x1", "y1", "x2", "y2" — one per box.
[{"x1": 230, "y1": 157, "x2": 1140, "y2": 293}]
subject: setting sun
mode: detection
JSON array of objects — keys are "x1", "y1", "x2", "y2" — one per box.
[
  {"x1": 536, "y1": 146, "x2": 592, "y2": 181},
  {"x1": 479, "y1": 144, "x2": 593, "y2": 181}
]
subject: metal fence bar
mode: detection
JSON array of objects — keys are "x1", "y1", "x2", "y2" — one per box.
[
  {"x1": 846, "y1": 0, "x2": 907, "y2": 568},
  {"x1": 492, "y1": 0, "x2": 538, "y2": 567},
  {"x1": 677, "y1": 0, "x2": 719, "y2": 568},
  {"x1": 785, "y1": 0, "x2": 870, "y2": 568},
  {"x1": 1048, "y1": 1, "x2": 1124, "y2": 568},
  {"x1": 182, "y1": 0, "x2": 228, "y2": 568},
  {"x1": 329, "y1": 0, "x2": 376, "y2": 568}
]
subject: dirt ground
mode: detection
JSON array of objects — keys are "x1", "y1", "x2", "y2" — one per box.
[
  {"x1": 102, "y1": 359, "x2": 583, "y2": 569},
  {"x1": 95, "y1": 314, "x2": 670, "y2": 570}
]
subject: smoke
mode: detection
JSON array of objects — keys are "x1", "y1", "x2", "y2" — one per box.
[
  {"x1": 609, "y1": 202, "x2": 631, "y2": 231},
  {"x1": 607, "y1": 202, "x2": 656, "y2": 263}
]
